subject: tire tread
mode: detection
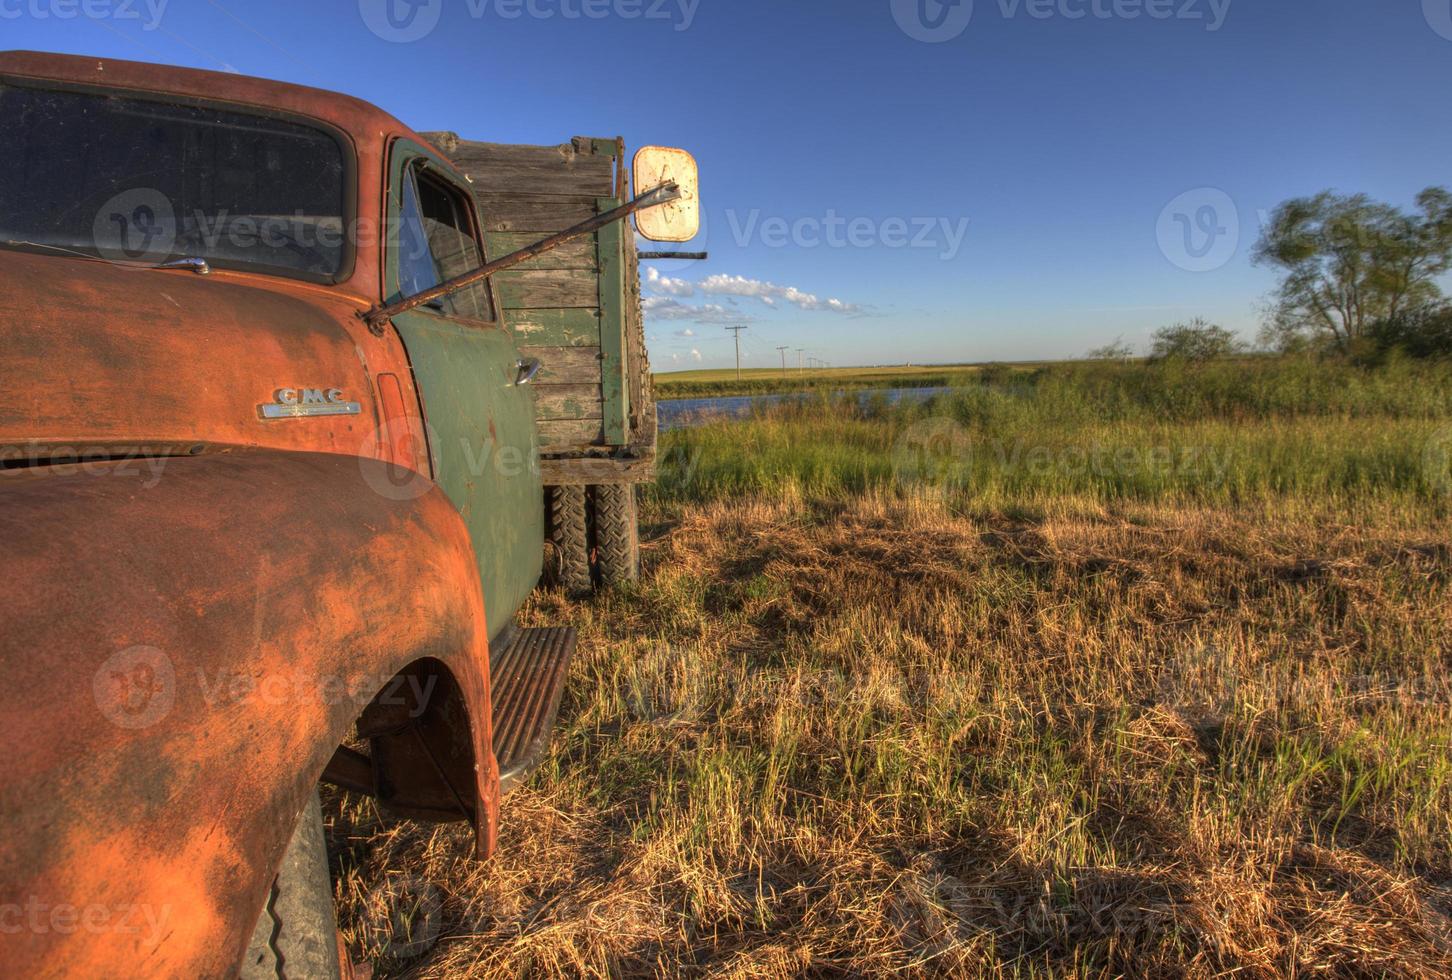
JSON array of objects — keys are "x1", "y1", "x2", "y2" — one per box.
[
  {"x1": 593, "y1": 484, "x2": 639, "y2": 586},
  {"x1": 549, "y1": 485, "x2": 593, "y2": 595}
]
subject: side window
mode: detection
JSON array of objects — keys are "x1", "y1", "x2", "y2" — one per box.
[
  {"x1": 397, "y1": 173, "x2": 442, "y2": 299},
  {"x1": 424, "y1": 165, "x2": 496, "y2": 321},
  {"x1": 395, "y1": 160, "x2": 497, "y2": 321}
]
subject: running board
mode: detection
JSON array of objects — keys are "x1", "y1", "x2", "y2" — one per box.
[{"x1": 489, "y1": 627, "x2": 577, "y2": 795}]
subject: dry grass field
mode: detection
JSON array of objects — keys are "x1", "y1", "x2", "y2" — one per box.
[{"x1": 331, "y1": 359, "x2": 1452, "y2": 978}]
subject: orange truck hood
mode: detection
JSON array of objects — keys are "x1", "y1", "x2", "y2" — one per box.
[{"x1": 0, "y1": 248, "x2": 394, "y2": 463}]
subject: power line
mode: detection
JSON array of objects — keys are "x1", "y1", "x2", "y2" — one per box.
[{"x1": 205, "y1": 0, "x2": 319, "y2": 77}]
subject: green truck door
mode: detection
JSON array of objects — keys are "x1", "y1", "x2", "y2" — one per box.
[{"x1": 385, "y1": 141, "x2": 543, "y2": 637}]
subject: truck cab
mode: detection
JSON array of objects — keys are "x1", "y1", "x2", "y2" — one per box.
[{"x1": 0, "y1": 51, "x2": 605, "y2": 976}]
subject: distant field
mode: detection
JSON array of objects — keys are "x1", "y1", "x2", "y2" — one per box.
[
  {"x1": 656, "y1": 363, "x2": 989, "y2": 385},
  {"x1": 336, "y1": 358, "x2": 1452, "y2": 978},
  {"x1": 653, "y1": 362, "x2": 1046, "y2": 398}
]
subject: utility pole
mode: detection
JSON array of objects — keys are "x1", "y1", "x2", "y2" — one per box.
[
  {"x1": 725, "y1": 325, "x2": 748, "y2": 382},
  {"x1": 796, "y1": 348, "x2": 805, "y2": 377},
  {"x1": 777, "y1": 346, "x2": 790, "y2": 379}
]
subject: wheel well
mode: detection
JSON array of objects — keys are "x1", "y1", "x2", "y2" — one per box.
[{"x1": 323, "y1": 658, "x2": 488, "y2": 827}]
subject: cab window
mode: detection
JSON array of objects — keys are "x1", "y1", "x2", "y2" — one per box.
[
  {"x1": 0, "y1": 82, "x2": 350, "y2": 282},
  {"x1": 396, "y1": 161, "x2": 496, "y2": 321}
]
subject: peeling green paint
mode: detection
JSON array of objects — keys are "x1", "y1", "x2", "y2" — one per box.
[
  {"x1": 505, "y1": 308, "x2": 601, "y2": 347},
  {"x1": 597, "y1": 197, "x2": 629, "y2": 446}
]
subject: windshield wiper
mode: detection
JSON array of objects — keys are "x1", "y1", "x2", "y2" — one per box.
[
  {"x1": 2, "y1": 241, "x2": 212, "y2": 276},
  {"x1": 2, "y1": 240, "x2": 100, "y2": 260}
]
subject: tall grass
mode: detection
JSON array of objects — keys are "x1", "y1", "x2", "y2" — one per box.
[{"x1": 652, "y1": 358, "x2": 1452, "y2": 513}]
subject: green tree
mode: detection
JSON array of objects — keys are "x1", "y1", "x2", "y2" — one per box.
[
  {"x1": 1253, "y1": 188, "x2": 1452, "y2": 352},
  {"x1": 1366, "y1": 305, "x2": 1452, "y2": 361},
  {"x1": 1086, "y1": 338, "x2": 1136, "y2": 360},
  {"x1": 1149, "y1": 319, "x2": 1241, "y2": 361}
]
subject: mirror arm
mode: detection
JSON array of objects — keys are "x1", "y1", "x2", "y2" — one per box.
[{"x1": 362, "y1": 182, "x2": 681, "y2": 332}]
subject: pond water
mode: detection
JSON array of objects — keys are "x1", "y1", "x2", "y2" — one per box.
[{"x1": 656, "y1": 386, "x2": 958, "y2": 431}]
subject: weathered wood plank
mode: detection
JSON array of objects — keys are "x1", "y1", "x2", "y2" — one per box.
[
  {"x1": 533, "y1": 383, "x2": 603, "y2": 422},
  {"x1": 495, "y1": 268, "x2": 600, "y2": 310},
  {"x1": 485, "y1": 233, "x2": 597, "y2": 270},
  {"x1": 519, "y1": 345, "x2": 602, "y2": 385},
  {"x1": 419, "y1": 131, "x2": 462, "y2": 155},
  {"x1": 540, "y1": 455, "x2": 655, "y2": 487},
  {"x1": 421, "y1": 133, "x2": 616, "y2": 197},
  {"x1": 446, "y1": 142, "x2": 609, "y2": 169},
  {"x1": 622, "y1": 204, "x2": 652, "y2": 451},
  {"x1": 473, "y1": 196, "x2": 598, "y2": 233},
  {"x1": 450, "y1": 140, "x2": 611, "y2": 171},
  {"x1": 537, "y1": 419, "x2": 604, "y2": 452},
  {"x1": 455, "y1": 157, "x2": 613, "y2": 199},
  {"x1": 505, "y1": 308, "x2": 601, "y2": 347},
  {"x1": 597, "y1": 196, "x2": 629, "y2": 446},
  {"x1": 630, "y1": 400, "x2": 658, "y2": 458}
]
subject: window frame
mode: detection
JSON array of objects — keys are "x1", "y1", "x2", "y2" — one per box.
[{"x1": 385, "y1": 139, "x2": 502, "y2": 330}]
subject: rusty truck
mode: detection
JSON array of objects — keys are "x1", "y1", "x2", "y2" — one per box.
[{"x1": 0, "y1": 50, "x2": 697, "y2": 977}]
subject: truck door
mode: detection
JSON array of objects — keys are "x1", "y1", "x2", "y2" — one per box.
[{"x1": 384, "y1": 140, "x2": 543, "y2": 638}]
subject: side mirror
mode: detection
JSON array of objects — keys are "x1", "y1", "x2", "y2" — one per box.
[{"x1": 633, "y1": 146, "x2": 700, "y2": 243}]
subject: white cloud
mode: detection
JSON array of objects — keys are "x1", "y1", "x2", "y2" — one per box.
[
  {"x1": 675, "y1": 328, "x2": 696, "y2": 337},
  {"x1": 694, "y1": 304, "x2": 743, "y2": 323},
  {"x1": 645, "y1": 266, "x2": 695, "y2": 297},
  {"x1": 691, "y1": 304, "x2": 748, "y2": 325},
  {"x1": 690, "y1": 349, "x2": 703, "y2": 362},
  {"x1": 697, "y1": 274, "x2": 860, "y2": 314},
  {"x1": 642, "y1": 296, "x2": 695, "y2": 320},
  {"x1": 646, "y1": 269, "x2": 861, "y2": 315},
  {"x1": 643, "y1": 296, "x2": 752, "y2": 326}
]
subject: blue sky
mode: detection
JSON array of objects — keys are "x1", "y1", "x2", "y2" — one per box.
[{"x1": 5, "y1": 0, "x2": 1451, "y2": 370}]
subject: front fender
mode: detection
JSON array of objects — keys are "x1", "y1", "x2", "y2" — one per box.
[{"x1": 0, "y1": 450, "x2": 498, "y2": 978}]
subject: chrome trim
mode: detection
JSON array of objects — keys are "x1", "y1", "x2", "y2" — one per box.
[
  {"x1": 260, "y1": 401, "x2": 361, "y2": 420},
  {"x1": 157, "y1": 257, "x2": 211, "y2": 275}
]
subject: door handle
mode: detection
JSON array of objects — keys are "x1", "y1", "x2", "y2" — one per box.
[{"x1": 515, "y1": 358, "x2": 543, "y2": 386}]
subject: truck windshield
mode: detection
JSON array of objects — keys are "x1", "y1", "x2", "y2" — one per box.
[{"x1": 0, "y1": 83, "x2": 350, "y2": 281}]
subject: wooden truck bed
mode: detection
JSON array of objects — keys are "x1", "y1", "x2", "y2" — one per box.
[{"x1": 421, "y1": 133, "x2": 654, "y2": 484}]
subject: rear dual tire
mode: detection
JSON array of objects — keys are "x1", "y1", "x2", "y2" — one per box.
[
  {"x1": 592, "y1": 484, "x2": 640, "y2": 588},
  {"x1": 547, "y1": 484, "x2": 640, "y2": 594},
  {"x1": 549, "y1": 485, "x2": 594, "y2": 595}
]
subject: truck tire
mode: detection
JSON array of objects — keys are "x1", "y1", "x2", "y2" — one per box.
[
  {"x1": 549, "y1": 485, "x2": 593, "y2": 596},
  {"x1": 241, "y1": 789, "x2": 343, "y2": 980},
  {"x1": 592, "y1": 484, "x2": 640, "y2": 586}
]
